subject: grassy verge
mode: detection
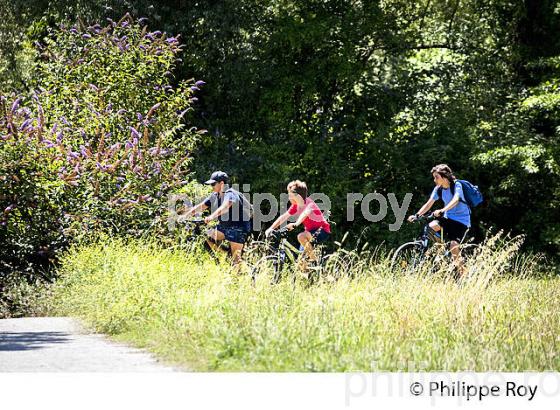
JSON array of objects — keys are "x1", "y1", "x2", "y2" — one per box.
[{"x1": 51, "y1": 236, "x2": 560, "y2": 371}]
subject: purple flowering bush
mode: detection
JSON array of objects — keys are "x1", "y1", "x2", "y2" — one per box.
[{"x1": 0, "y1": 14, "x2": 205, "y2": 283}]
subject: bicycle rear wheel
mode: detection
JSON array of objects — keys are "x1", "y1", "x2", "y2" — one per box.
[
  {"x1": 319, "y1": 252, "x2": 353, "y2": 281},
  {"x1": 391, "y1": 242, "x2": 425, "y2": 273},
  {"x1": 243, "y1": 240, "x2": 270, "y2": 266},
  {"x1": 460, "y1": 243, "x2": 480, "y2": 259}
]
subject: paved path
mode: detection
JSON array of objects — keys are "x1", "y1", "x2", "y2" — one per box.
[{"x1": 0, "y1": 317, "x2": 175, "y2": 372}]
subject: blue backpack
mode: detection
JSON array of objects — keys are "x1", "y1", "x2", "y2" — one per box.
[{"x1": 438, "y1": 180, "x2": 483, "y2": 209}]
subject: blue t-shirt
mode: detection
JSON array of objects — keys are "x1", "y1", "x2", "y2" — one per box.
[
  {"x1": 204, "y1": 188, "x2": 252, "y2": 227},
  {"x1": 430, "y1": 181, "x2": 471, "y2": 227}
]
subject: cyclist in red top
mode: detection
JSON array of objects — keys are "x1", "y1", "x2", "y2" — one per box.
[{"x1": 265, "y1": 180, "x2": 331, "y2": 261}]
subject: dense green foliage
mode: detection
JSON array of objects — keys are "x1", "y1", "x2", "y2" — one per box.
[
  {"x1": 52, "y1": 237, "x2": 559, "y2": 370},
  {"x1": 0, "y1": 1, "x2": 559, "y2": 309},
  {"x1": 4, "y1": 0, "x2": 557, "y2": 254}
]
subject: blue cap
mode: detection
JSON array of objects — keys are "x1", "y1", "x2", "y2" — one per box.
[{"x1": 204, "y1": 171, "x2": 229, "y2": 185}]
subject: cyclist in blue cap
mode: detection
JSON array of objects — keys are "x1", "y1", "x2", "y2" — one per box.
[{"x1": 183, "y1": 171, "x2": 253, "y2": 266}]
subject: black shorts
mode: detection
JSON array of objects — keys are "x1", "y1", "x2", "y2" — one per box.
[
  {"x1": 217, "y1": 222, "x2": 251, "y2": 244},
  {"x1": 310, "y1": 228, "x2": 330, "y2": 244},
  {"x1": 436, "y1": 217, "x2": 469, "y2": 243}
]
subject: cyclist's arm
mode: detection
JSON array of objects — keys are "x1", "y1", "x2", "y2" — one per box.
[
  {"x1": 182, "y1": 202, "x2": 208, "y2": 216},
  {"x1": 440, "y1": 194, "x2": 460, "y2": 212},
  {"x1": 269, "y1": 211, "x2": 292, "y2": 231},
  {"x1": 207, "y1": 200, "x2": 232, "y2": 221},
  {"x1": 441, "y1": 183, "x2": 465, "y2": 212},
  {"x1": 415, "y1": 198, "x2": 436, "y2": 216},
  {"x1": 293, "y1": 205, "x2": 313, "y2": 227}
]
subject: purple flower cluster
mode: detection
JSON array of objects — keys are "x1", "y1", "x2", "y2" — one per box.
[{"x1": 0, "y1": 14, "x2": 203, "y2": 237}]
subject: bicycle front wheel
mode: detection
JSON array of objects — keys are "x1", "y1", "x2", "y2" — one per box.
[
  {"x1": 391, "y1": 242, "x2": 425, "y2": 273},
  {"x1": 250, "y1": 255, "x2": 285, "y2": 285}
]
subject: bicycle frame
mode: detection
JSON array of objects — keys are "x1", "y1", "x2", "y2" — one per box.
[
  {"x1": 392, "y1": 213, "x2": 478, "y2": 274},
  {"x1": 267, "y1": 228, "x2": 301, "y2": 264},
  {"x1": 184, "y1": 219, "x2": 205, "y2": 239},
  {"x1": 250, "y1": 227, "x2": 328, "y2": 285},
  {"x1": 415, "y1": 214, "x2": 440, "y2": 253},
  {"x1": 414, "y1": 213, "x2": 472, "y2": 254}
]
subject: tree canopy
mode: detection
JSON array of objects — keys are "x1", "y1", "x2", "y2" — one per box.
[{"x1": 1, "y1": 0, "x2": 559, "y2": 262}]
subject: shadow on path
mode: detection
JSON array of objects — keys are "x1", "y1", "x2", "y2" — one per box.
[{"x1": 0, "y1": 331, "x2": 71, "y2": 351}]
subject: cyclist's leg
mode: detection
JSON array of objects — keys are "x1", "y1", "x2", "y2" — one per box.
[
  {"x1": 297, "y1": 231, "x2": 317, "y2": 262},
  {"x1": 449, "y1": 240, "x2": 466, "y2": 278},
  {"x1": 429, "y1": 220, "x2": 441, "y2": 231},
  {"x1": 428, "y1": 220, "x2": 443, "y2": 243},
  {"x1": 220, "y1": 226, "x2": 249, "y2": 268},
  {"x1": 449, "y1": 240, "x2": 460, "y2": 261},
  {"x1": 230, "y1": 241, "x2": 244, "y2": 266},
  {"x1": 441, "y1": 218, "x2": 469, "y2": 278},
  {"x1": 206, "y1": 228, "x2": 226, "y2": 252}
]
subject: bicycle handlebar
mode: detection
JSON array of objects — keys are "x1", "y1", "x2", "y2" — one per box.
[
  {"x1": 411, "y1": 213, "x2": 437, "y2": 223},
  {"x1": 269, "y1": 228, "x2": 289, "y2": 240},
  {"x1": 180, "y1": 217, "x2": 206, "y2": 225}
]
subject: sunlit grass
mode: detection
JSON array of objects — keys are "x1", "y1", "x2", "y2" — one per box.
[{"x1": 51, "y1": 235, "x2": 560, "y2": 371}]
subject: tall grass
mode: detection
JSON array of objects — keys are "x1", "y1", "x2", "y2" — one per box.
[{"x1": 52, "y1": 235, "x2": 560, "y2": 371}]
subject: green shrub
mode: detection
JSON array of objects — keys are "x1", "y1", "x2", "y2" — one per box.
[
  {"x1": 0, "y1": 273, "x2": 55, "y2": 318},
  {"x1": 0, "y1": 15, "x2": 204, "y2": 312}
]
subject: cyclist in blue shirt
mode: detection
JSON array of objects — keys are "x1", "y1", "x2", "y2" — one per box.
[{"x1": 408, "y1": 164, "x2": 471, "y2": 277}]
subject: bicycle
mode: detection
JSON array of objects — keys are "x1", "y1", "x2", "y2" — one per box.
[
  {"x1": 250, "y1": 227, "x2": 347, "y2": 285},
  {"x1": 178, "y1": 216, "x2": 270, "y2": 270},
  {"x1": 391, "y1": 213, "x2": 479, "y2": 275},
  {"x1": 175, "y1": 217, "x2": 211, "y2": 254},
  {"x1": 248, "y1": 227, "x2": 293, "y2": 284}
]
